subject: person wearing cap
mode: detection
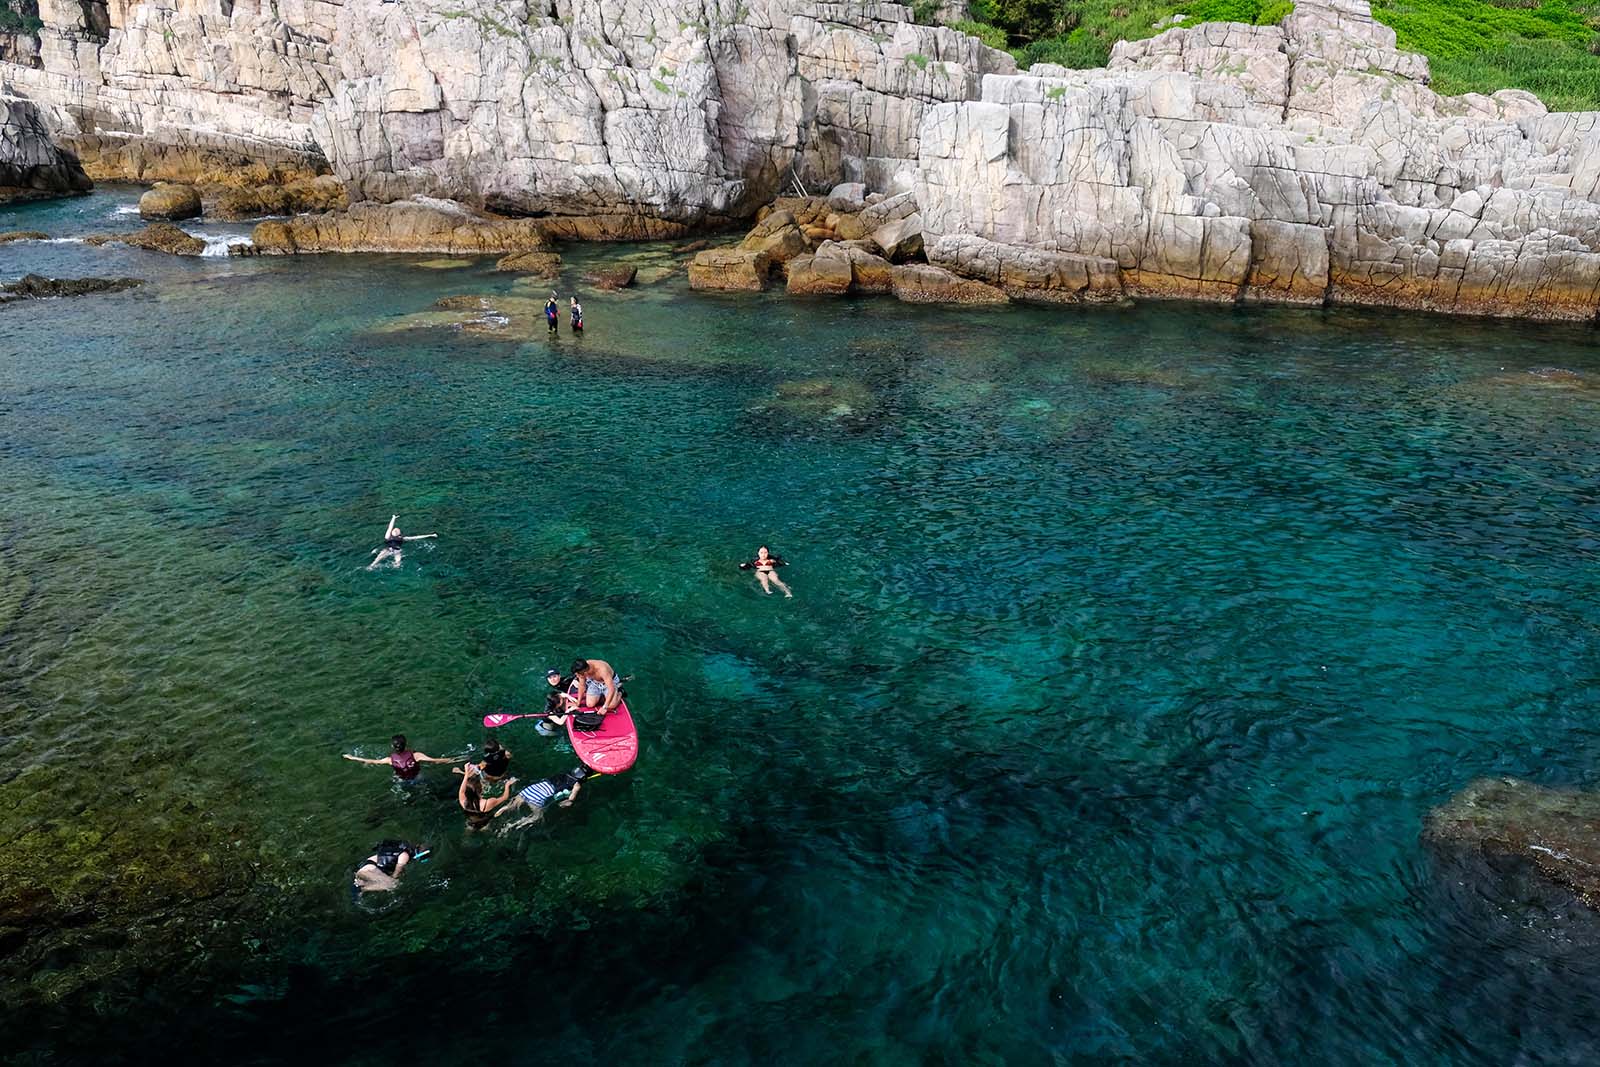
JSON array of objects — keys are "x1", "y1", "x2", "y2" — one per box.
[{"x1": 536, "y1": 668, "x2": 577, "y2": 737}]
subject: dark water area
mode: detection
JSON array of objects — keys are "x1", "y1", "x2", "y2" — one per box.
[{"x1": 3, "y1": 190, "x2": 1600, "y2": 1064}]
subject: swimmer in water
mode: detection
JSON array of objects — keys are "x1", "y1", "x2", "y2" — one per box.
[
  {"x1": 343, "y1": 734, "x2": 456, "y2": 782},
  {"x1": 738, "y1": 545, "x2": 792, "y2": 598},
  {"x1": 570, "y1": 296, "x2": 583, "y2": 332},
  {"x1": 545, "y1": 292, "x2": 559, "y2": 334},
  {"x1": 352, "y1": 839, "x2": 428, "y2": 897},
  {"x1": 459, "y1": 762, "x2": 518, "y2": 831},
  {"x1": 494, "y1": 765, "x2": 592, "y2": 831},
  {"x1": 368, "y1": 514, "x2": 437, "y2": 570},
  {"x1": 536, "y1": 668, "x2": 578, "y2": 737}
]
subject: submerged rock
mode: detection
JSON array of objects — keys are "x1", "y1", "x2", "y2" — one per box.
[
  {"x1": 252, "y1": 198, "x2": 550, "y2": 254},
  {"x1": 0, "y1": 274, "x2": 144, "y2": 303},
  {"x1": 758, "y1": 377, "x2": 879, "y2": 422},
  {"x1": 496, "y1": 250, "x2": 562, "y2": 276},
  {"x1": 585, "y1": 265, "x2": 637, "y2": 290},
  {"x1": 138, "y1": 182, "x2": 202, "y2": 220},
  {"x1": 1424, "y1": 777, "x2": 1600, "y2": 908},
  {"x1": 84, "y1": 223, "x2": 205, "y2": 256}
]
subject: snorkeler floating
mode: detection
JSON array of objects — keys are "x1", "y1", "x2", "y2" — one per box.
[
  {"x1": 352, "y1": 840, "x2": 429, "y2": 897},
  {"x1": 494, "y1": 765, "x2": 592, "y2": 831},
  {"x1": 739, "y1": 546, "x2": 792, "y2": 598},
  {"x1": 343, "y1": 734, "x2": 457, "y2": 781},
  {"x1": 368, "y1": 514, "x2": 436, "y2": 570}
]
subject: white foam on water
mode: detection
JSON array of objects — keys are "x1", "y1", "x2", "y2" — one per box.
[
  {"x1": 112, "y1": 203, "x2": 141, "y2": 216},
  {"x1": 197, "y1": 233, "x2": 254, "y2": 257},
  {"x1": 36, "y1": 237, "x2": 86, "y2": 244}
]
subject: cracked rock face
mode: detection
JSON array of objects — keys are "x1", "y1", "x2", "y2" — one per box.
[
  {"x1": 6, "y1": 0, "x2": 1600, "y2": 318},
  {"x1": 0, "y1": 94, "x2": 92, "y2": 202},
  {"x1": 917, "y1": 0, "x2": 1600, "y2": 319}
]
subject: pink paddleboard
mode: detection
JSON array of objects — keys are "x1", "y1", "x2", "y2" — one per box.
[{"x1": 567, "y1": 698, "x2": 639, "y2": 774}]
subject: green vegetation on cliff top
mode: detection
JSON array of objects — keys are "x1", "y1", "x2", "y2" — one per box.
[{"x1": 936, "y1": 0, "x2": 1600, "y2": 109}]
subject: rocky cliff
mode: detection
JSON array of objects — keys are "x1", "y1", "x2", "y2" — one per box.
[
  {"x1": 0, "y1": 93, "x2": 90, "y2": 201},
  {"x1": 4, "y1": 0, "x2": 1600, "y2": 319}
]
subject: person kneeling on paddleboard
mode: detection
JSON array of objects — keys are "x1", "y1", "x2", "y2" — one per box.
[
  {"x1": 569, "y1": 657, "x2": 622, "y2": 713},
  {"x1": 352, "y1": 839, "x2": 429, "y2": 898},
  {"x1": 494, "y1": 766, "x2": 593, "y2": 830}
]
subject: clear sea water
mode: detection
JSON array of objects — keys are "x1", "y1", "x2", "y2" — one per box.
[{"x1": 3, "y1": 189, "x2": 1600, "y2": 1065}]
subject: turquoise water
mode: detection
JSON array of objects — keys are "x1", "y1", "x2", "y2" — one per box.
[{"x1": 3, "y1": 189, "x2": 1600, "y2": 1064}]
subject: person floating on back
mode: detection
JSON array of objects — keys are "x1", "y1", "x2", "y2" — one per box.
[
  {"x1": 739, "y1": 545, "x2": 792, "y2": 598},
  {"x1": 570, "y1": 296, "x2": 583, "y2": 332},
  {"x1": 494, "y1": 765, "x2": 593, "y2": 831},
  {"x1": 545, "y1": 292, "x2": 559, "y2": 334},
  {"x1": 343, "y1": 734, "x2": 456, "y2": 782},
  {"x1": 368, "y1": 514, "x2": 436, "y2": 570},
  {"x1": 352, "y1": 839, "x2": 429, "y2": 898}
]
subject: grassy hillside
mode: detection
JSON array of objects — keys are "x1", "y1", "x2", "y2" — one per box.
[{"x1": 937, "y1": 0, "x2": 1600, "y2": 110}]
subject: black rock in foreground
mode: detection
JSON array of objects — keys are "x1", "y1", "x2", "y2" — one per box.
[{"x1": 0, "y1": 274, "x2": 144, "y2": 303}]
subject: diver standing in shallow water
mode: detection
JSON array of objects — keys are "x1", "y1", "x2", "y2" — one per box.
[
  {"x1": 368, "y1": 514, "x2": 436, "y2": 570},
  {"x1": 570, "y1": 296, "x2": 583, "y2": 333},
  {"x1": 545, "y1": 292, "x2": 559, "y2": 335}
]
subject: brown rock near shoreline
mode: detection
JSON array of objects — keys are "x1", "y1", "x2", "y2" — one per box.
[
  {"x1": 84, "y1": 223, "x2": 205, "y2": 256},
  {"x1": 891, "y1": 264, "x2": 1008, "y2": 305},
  {"x1": 786, "y1": 251, "x2": 853, "y2": 295},
  {"x1": 252, "y1": 198, "x2": 550, "y2": 254},
  {"x1": 138, "y1": 183, "x2": 202, "y2": 220},
  {"x1": 210, "y1": 176, "x2": 348, "y2": 220},
  {"x1": 688, "y1": 247, "x2": 772, "y2": 292},
  {"x1": 0, "y1": 231, "x2": 47, "y2": 244}
]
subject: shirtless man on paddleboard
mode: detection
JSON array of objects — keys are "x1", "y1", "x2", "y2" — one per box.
[{"x1": 569, "y1": 657, "x2": 622, "y2": 712}]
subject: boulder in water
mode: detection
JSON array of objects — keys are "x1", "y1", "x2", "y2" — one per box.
[
  {"x1": 85, "y1": 223, "x2": 206, "y2": 256},
  {"x1": 496, "y1": 250, "x2": 562, "y2": 276},
  {"x1": 1424, "y1": 777, "x2": 1600, "y2": 908},
  {"x1": 138, "y1": 183, "x2": 202, "y2": 221},
  {"x1": 0, "y1": 274, "x2": 144, "y2": 303},
  {"x1": 0, "y1": 231, "x2": 46, "y2": 244},
  {"x1": 584, "y1": 265, "x2": 637, "y2": 290},
  {"x1": 688, "y1": 247, "x2": 771, "y2": 291}
]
